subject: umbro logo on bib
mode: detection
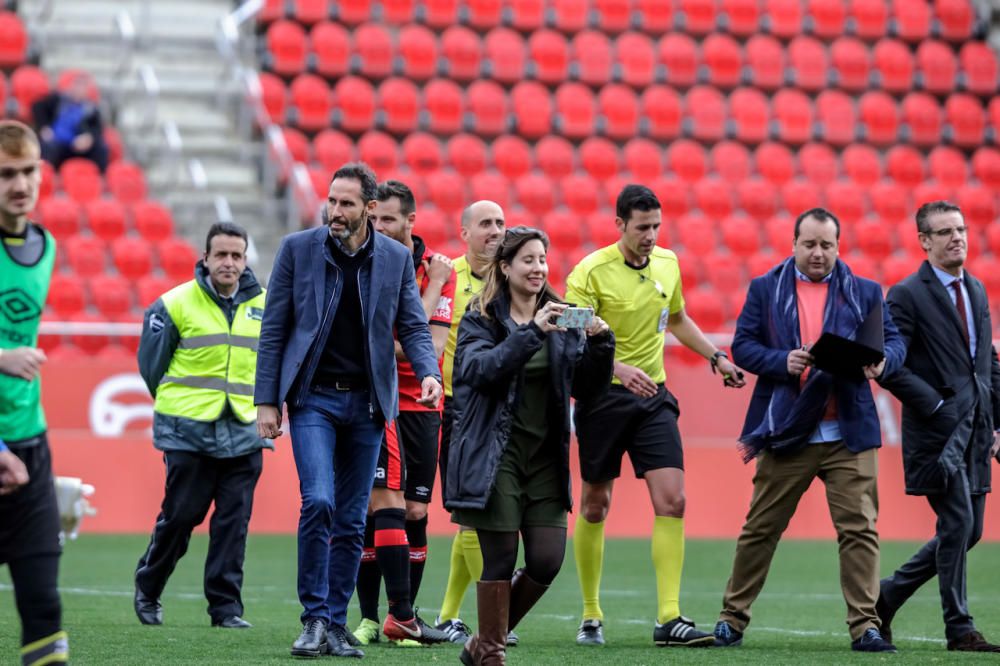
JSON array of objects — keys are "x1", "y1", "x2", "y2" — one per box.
[{"x1": 0, "y1": 288, "x2": 42, "y2": 324}]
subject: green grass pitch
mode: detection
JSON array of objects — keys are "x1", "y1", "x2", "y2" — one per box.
[{"x1": 2, "y1": 535, "x2": 998, "y2": 664}]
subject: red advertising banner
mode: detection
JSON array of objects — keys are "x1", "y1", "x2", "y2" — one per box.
[{"x1": 41, "y1": 355, "x2": 1000, "y2": 540}]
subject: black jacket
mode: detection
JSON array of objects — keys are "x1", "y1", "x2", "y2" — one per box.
[
  {"x1": 444, "y1": 292, "x2": 615, "y2": 511},
  {"x1": 31, "y1": 92, "x2": 103, "y2": 140},
  {"x1": 879, "y1": 261, "x2": 1000, "y2": 495}
]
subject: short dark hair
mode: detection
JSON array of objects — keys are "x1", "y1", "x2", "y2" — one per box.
[
  {"x1": 793, "y1": 207, "x2": 841, "y2": 240},
  {"x1": 376, "y1": 180, "x2": 416, "y2": 217},
  {"x1": 915, "y1": 200, "x2": 962, "y2": 234},
  {"x1": 332, "y1": 162, "x2": 378, "y2": 203},
  {"x1": 616, "y1": 184, "x2": 661, "y2": 222},
  {"x1": 205, "y1": 222, "x2": 248, "y2": 253}
]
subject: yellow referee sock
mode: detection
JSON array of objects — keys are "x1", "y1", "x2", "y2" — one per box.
[
  {"x1": 438, "y1": 531, "x2": 470, "y2": 622},
  {"x1": 461, "y1": 528, "x2": 483, "y2": 581},
  {"x1": 652, "y1": 516, "x2": 685, "y2": 623},
  {"x1": 574, "y1": 515, "x2": 605, "y2": 621}
]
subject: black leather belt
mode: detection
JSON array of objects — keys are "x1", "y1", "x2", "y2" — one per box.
[{"x1": 315, "y1": 379, "x2": 368, "y2": 392}]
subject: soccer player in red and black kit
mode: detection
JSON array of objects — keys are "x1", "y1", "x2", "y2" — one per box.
[{"x1": 352, "y1": 180, "x2": 455, "y2": 645}]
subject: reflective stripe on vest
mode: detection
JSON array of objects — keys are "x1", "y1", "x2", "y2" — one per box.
[{"x1": 153, "y1": 280, "x2": 266, "y2": 423}]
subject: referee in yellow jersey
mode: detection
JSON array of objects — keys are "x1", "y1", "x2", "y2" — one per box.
[{"x1": 566, "y1": 184, "x2": 746, "y2": 648}]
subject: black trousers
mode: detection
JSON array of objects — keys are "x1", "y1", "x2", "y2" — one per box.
[
  {"x1": 135, "y1": 449, "x2": 263, "y2": 621},
  {"x1": 0, "y1": 438, "x2": 63, "y2": 648},
  {"x1": 880, "y1": 466, "x2": 986, "y2": 641}
]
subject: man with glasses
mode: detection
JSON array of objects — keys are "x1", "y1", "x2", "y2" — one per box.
[{"x1": 876, "y1": 201, "x2": 1000, "y2": 653}]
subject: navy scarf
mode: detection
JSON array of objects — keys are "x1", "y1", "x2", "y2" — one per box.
[{"x1": 739, "y1": 257, "x2": 866, "y2": 462}]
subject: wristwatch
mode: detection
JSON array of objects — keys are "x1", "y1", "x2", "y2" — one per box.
[{"x1": 709, "y1": 350, "x2": 729, "y2": 371}]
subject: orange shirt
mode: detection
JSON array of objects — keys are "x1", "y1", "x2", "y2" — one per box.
[{"x1": 796, "y1": 279, "x2": 837, "y2": 422}]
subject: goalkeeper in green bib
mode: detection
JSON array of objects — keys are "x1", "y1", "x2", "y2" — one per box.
[{"x1": 0, "y1": 120, "x2": 68, "y2": 666}]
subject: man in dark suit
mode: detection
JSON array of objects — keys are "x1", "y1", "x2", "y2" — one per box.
[
  {"x1": 254, "y1": 162, "x2": 443, "y2": 658},
  {"x1": 877, "y1": 201, "x2": 1000, "y2": 653}
]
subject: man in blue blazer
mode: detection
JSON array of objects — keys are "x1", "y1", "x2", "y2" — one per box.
[
  {"x1": 713, "y1": 208, "x2": 905, "y2": 653},
  {"x1": 254, "y1": 163, "x2": 442, "y2": 658}
]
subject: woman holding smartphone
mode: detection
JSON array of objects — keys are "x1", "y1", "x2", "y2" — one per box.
[{"x1": 445, "y1": 227, "x2": 615, "y2": 666}]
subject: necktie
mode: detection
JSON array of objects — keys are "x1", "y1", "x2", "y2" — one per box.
[{"x1": 951, "y1": 279, "x2": 970, "y2": 349}]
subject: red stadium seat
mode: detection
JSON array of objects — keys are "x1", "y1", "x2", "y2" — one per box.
[
  {"x1": 781, "y1": 180, "x2": 822, "y2": 220},
  {"x1": 916, "y1": 40, "x2": 958, "y2": 95},
  {"x1": 515, "y1": 173, "x2": 555, "y2": 216},
  {"x1": 712, "y1": 141, "x2": 752, "y2": 184},
  {"x1": 738, "y1": 178, "x2": 779, "y2": 221},
  {"x1": 730, "y1": 88, "x2": 770, "y2": 144},
  {"x1": 112, "y1": 236, "x2": 154, "y2": 280},
  {"x1": 290, "y1": 74, "x2": 332, "y2": 133},
  {"x1": 551, "y1": 0, "x2": 589, "y2": 33},
  {"x1": 313, "y1": 129, "x2": 355, "y2": 172},
  {"x1": 856, "y1": 217, "x2": 895, "y2": 260},
  {"x1": 294, "y1": 0, "x2": 330, "y2": 24},
  {"x1": 913, "y1": 181, "x2": 954, "y2": 209},
  {"x1": 492, "y1": 135, "x2": 533, "y2": 179},
  {"x1": 765, "y1": 214, "x2": 795, "y2": 251},
  {"x1": 467, "y1": 0, "x2": 503, "y2": 29},
  {"x1": 442, "y1": 26, "x2": 483, "y2": 82},
  {"x1": 38, "y1": 197, "x2": 81, "y2": 240},
  {"x1": 826, "y1": 179, "x2": 866, "y2": 222},
  {"x1": 333, "y1": 76, "x2": 373, "y2": 133},
  {"x1": 892, "y1": 0, "x2": 931, "y2": 42},
  {"x1": 859, "y1": 91, "x2": 900, "y2": 145},
  {"x1": 745, "y1": 35, "x2": 785, "y2": 92},
  {"x1": 1, "y1": 70, "x2": 14, "y2": 111},
  {"x1": 957, "y1": 184, "x2": 998, "y2": 227},
  {"x1": 658, "y1": 34, "x2": 699, "y2": 89},
  {"x1": 640, "y1": 85, "x2": 683, "y2": 140},
  {"x1": 136, "y1": 275, "x2": 177, "y2": 309},
  {"x1": 594, "y1": 0, "x2": 632, "y2": 33},
  {"x1": 64, "y1": 235, "x2": 107, "y2": 277},
  {"x1": 158, "y1": 238, "x2": 199, "y2": 282},
  {"x1": 668, "y1": 140, "x2": 708, "y2": 183},
  {"x1": 509, "y1": 0, "x2": 545, "y2": 31},
  {"x1": 307, "y1": 166, "x2": 330, "y2": 199},
  {"x1": 555, "y1": 82, "x2": 596, "y2": 139},
  {"x1": 870, "y1": 179, "x2": 909, "y2": 223},
  {"x1": 747, "y1": 250, "x2": 780, "y2": 278},
  {"x1": 89, "y1": 275, "x2": 133, "y2": 319},
  {"x1": 991, "y1": 97, "x2": 1000, "y2": 139},
  {"x1": 446, "y1": 134, "x2": 487, "y2": 177},
  {"x1": 427, "y1": 169, "x2": 467, "y2": 215},
  {"x1": 416, "y1": 207, "x2": 450, "y2": 248},
  {"x1": 573, "y1": 31, "x2": 613, "y2": 87},
  {"x1": 686, "y1": 86, "x2": 727, "y2": 142},
  {"x1": 48, "y1": 273, "x2": 87, "y2": 318},
  {"x1": 882, "y1": 254, "x2": 915, "y2": 286},
  {"x1": 310, "y1": 21, "x2": 352, "y2": 79},
  {"x1": 772, "y1": 89, "x2": 815, "y2": 145},
  {"x1": 702, "y1": 250, "x2": 746, "y2": 293},
  {"x1": 511, "y1": 81, "x2": 553, "y2": 139},
  {"x1": 484, "y1": 28, "x2": 525, "y2": 85},
  {"x1": 831, "y1": 37, "x2": 871, "y2": 92},
  {"x1": 37, "y1": 161, "x2": 55, "y2": 202},
  {"x1": 332, "y1": 0, "x2": 371, "y2": 24},
  {"x1": 788, "y1": 36, "x2": 830, "y2": 92},
  {"x1": 599, "y1": 83, "x2": 640, "y2": 140},
  {"x1": 635, "y1": 0, "x2": 674, "y2": 33},
  {"x1": 808, "y1": 0, "x2": 847, "y2": 39},
  {"x1": 354, "y1": 23, "x2": 393, "y2": 79},
  {"x1": 653, "y1": 176, "x2": 692, "y2": 220},
  {"x1": 850, "y1": 0, "x2": 889, "y2": 39},
  {"x1": 0, "y1": 11, "x2": 29, "y2": 67},
  {"x1": 816, "y1": 90, "x2": 857, "y2": 146},
  {"x1": 901, "y1": 92, "x2": 943, "y2": 147},
  {"x1": 60, "y1": 159, "x2": 103, "y2": 203},
  {"x1": 265, "y1": 20, "x2": 308, "y2": 77},
  {"x1": 85, "y1": 199, "x2": 126, "y2": 242},
  {"x1": 935, "y1": 0, "x2": 973, "y2": 42},
  {"x1": 799, "y1": 142, "x2": 839, "y2": 185},
  {"x1": 986, "y1": 223, "x2": 1000, "y2": 257},
  {"x1": 470, "y1": 170, "x2": 511, "y2": 211},
  {"x1": 401, "y1": 132, "x2": 442, "y2": 175},
  {"x1": 928, "y1": 146, "x2": 969, "y2": 188},
  {"x1": 764, "y1": 0, "x2": 804, "y2": 39},
  {"x1": 703, "y1": 34, "x2": 743, "y2": 89},
  {"x1": 972, "y1": 147, "x2": 1000, "y2": 190},
  {"x1": 467, "y1": 80, "x2": 508, "y2": 136},
  {"x1": 679, "y1": 0, "x2": 718, "y2": 35},
  {"x1": 542, "y1": 211, "x2": 584, "y2": 259},
  {"x1": 946, "y1": 94, "x2": 986, "y2": 148},
  {"x1": 601, "y1": 176, "x2": 630, "y2": 212},
  {"x1": 675, "y1": 250, "x2": 701, "y2": 290},
  {"x1": 10, "y1": 65, "x2": 50, "y2": 120},
  {"x1": 872, "y1": 38, "x2": 915, "y2": 93},
  {"x1": 585, "y1": 211, "x2": 619, "y2": 247},
  {"x1": 694, "y1": 177, "x2": 735, "y2": 220},
  {"x1": 132, "y1": 201, "x2": 174, "y2": 243},
  {"x1": 969, "y1": 256, "x2": 1000, "y2": 297},
  {"x1": 280, "y1": 127, "x2": 310, "y2": 165},
  {"x1": 623, "y1": 138, "x2": 662, "y2": 181},
  {"x1": 885, "y1": 145, "x2": 926, "y2": 189},
  {"x1": 617, "y1": 32, "x2": 657, "y2": 88},
  {"x1": 259, "y1": 0, "x2": 286, "y2": 23},
  {"x1": 959, "y1": 42, "x2": 998, "y2": 97},
  {"x1": 535, "y1": 135, "x2": 575, "y2": 179},
  {"x1": 677, "y1": 212, "x2": 718, "y2": 256},
  {"x1": 257, "y1": 72, "x2": 287, "y2": 123},
  {"x1": 561, "y1": 173, "x2": 602, "y2": 216},
  {"x1": 377, "y1": 78, "x2": 420, "y2": 134},
  {"x1": 755, "y1": 142, "x2": 796, "y2": 185},
  {"x1": 382, "y1": 0, "x2": 416, "y2": 22},
  {"x1": 424, "y1": 0, "x2": 459, "y2": 28},
  {"x1": 424, "y1": 78, "x2": 465, "y2": 135},
  {"x1": 358, "y1": 131, "x2": 400, "y2": 173},
  {"x1": 721, "y1": 0, "x2": 761, "y2": 36},
  {"x1": 580, "y1": 137, "x2": 621, "y2": 181},
  {"x1": 398, "y1": 25, "x2": 438, "y2": 81},
  {"x1": 529, "y1": 30, "x2": 570, "y2": 85}
]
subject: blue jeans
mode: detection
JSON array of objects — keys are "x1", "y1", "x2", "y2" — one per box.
[{"x1": 289, "y1": 388, "x2": 384, "y2": 626}]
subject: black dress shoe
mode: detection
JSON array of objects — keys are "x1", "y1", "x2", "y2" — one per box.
[
  {"x1": 213, "y1": 615, "x2": 252, "y2": 628},
  {"x1": 947, "y1": 630, "x2": 1000, "y2": 652},
  {"x1": 291, "y1": 618, "x2": 328, "y2": 657},
  {"x1": 327, "y1": 624, "x2": 364, "y2": 658},
  {"x1": 134, "y1": 586, "x2": 163, "y2": 625}
]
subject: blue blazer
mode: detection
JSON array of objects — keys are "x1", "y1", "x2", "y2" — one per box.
[
  {"x1": 733, "y1": 266, "x2": 905, "y2": 454},
  {"x1": 254, "y1": 224, "x2": 440, "y2": 420}
]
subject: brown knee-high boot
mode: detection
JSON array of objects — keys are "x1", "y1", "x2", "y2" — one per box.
[
  {"x1": 459, "y1": 580, "x2": 510, "y2": 666},
  {"x1": 508, "y1": 568, "x2": 549, "y2": 632}
]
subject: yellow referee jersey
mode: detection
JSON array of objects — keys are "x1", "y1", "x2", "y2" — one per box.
[
  {"x1": 565, "y1": 243, "x2": 684, "y2": 385},
  {"x1": 442, "y1": 254, "x2": 484, "y2": 397}
]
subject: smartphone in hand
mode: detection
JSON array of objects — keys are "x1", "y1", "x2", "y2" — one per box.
[{"x1": 555, "y1": 307, "x2": 594, "y2": 329}]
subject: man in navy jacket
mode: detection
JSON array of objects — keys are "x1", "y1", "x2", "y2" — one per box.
[
  {"x1": 713, "y1": 208, "x2": 905, "y2": 653},
  {"x1": 254, "y1": 163, "x2": 442, "y2": 658}
]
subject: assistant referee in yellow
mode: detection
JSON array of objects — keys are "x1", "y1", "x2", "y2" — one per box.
[
  {"x1": 134, "y1": 222, "x2": 271, "y2": 629},
  {"x1": 566, "y1": 184, "x2": 746, "y2": 648}
]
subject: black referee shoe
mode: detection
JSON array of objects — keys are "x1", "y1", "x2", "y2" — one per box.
[
  {"x1": 134, "y1": 586, "x2": 162, "y2": 625},
  {"x1": 653, "y1": 616, "x2": 715, "y2": 647}
]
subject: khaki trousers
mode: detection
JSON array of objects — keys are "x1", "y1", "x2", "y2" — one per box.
[{"x1": 719, "y1": 442, "x2": 880, "y2": 641}]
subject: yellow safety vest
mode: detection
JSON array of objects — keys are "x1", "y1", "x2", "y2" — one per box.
[{"x1": 154, "y1": 280, "x2": 266, "y2": 423}]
